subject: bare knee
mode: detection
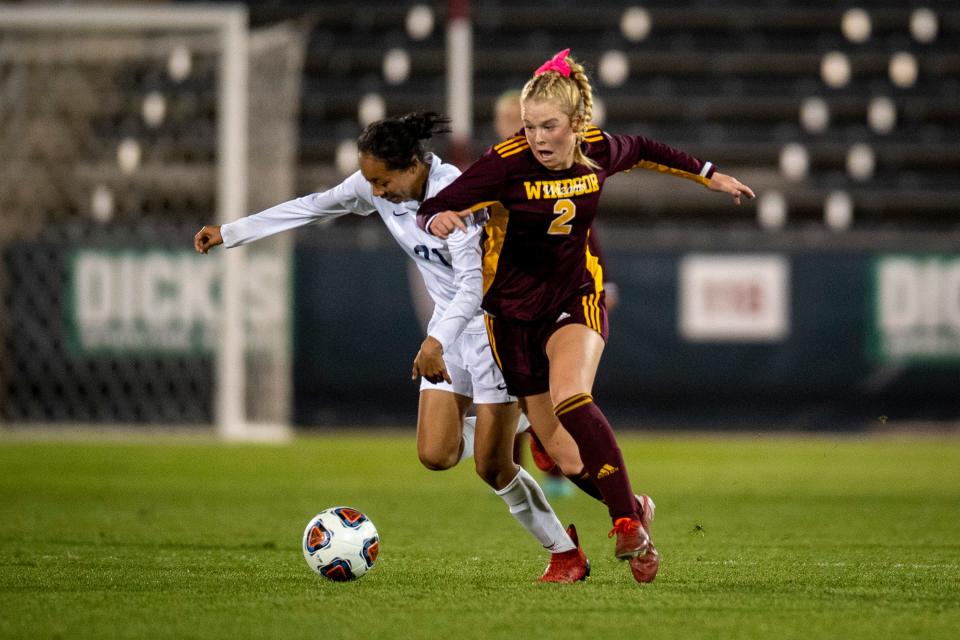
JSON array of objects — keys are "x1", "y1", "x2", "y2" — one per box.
[
  {"x1": 418, "y1": 445, "x2": 459, "y2": 471},
  {"x1": 416, "y1": 389, "x2": 471, "y2": 471}
]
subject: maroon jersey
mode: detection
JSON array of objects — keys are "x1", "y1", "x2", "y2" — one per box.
[{"x1": 418, "y1": 126, "x2": 716, "y2": 322}]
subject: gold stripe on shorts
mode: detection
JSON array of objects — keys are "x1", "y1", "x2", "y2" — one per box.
[
  {"x1": 581, "y1": 293, "x2": 601, "y2": 332},
  {"x1": 484, "y1": 314, "x2": 503, "y2": 370}
]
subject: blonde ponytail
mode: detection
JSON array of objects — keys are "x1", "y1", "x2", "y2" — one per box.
[{"x1": 567, "y1": 58, "x2": 599, "y2": 170}]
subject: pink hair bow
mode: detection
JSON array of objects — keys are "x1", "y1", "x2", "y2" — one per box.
[{"x1": 535, "y1": 48, "x2": 571, "y2": 77}]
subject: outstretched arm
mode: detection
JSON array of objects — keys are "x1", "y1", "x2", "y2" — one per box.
[
  {"x1": 707, "y1": 172, "x2": 755, "y2": 206},
  {"x1": 194, "y1": 225, "x2": 223, "y2": 254},
  {"x1": 193, "y1": 172, "x2": 376, "y2": 253},
  {"x1": 605, "y1": 132, "x2": 755, "y2": 206}
]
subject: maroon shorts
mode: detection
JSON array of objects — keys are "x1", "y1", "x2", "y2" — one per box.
[{"x1": 483, "y1": 290, "x2": 609, "y2": 397}]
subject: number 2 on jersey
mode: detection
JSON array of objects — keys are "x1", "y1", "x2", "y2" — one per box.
[{"x1": 548, "y1": 199, "x2": 576, "y2": 235}]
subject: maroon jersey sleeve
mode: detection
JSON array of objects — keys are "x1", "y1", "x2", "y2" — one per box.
[
  {"x1": 417, "y1": 149, "x2": 508, "y2": 233},
  {"x1": 601, "y1": 132, "x2": 716, "y2": 186}
]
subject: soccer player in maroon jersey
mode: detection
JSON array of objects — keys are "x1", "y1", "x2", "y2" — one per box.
[
  {"x1": 418, "y1": 49, "x2": 754, "y2": 583},
  {"x1": 495, "y1": 89, "x2": 620, "y2": 500}
]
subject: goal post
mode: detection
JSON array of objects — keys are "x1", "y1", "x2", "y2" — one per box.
[{"x1": 0, "y1": 5, "x2": 301, "y2": 441}]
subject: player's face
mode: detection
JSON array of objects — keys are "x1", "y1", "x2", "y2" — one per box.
[
  {"x1": 359, "y1": 154, "x2": 424, "y2": 203},
  {"x1": 522, "y1": 98, "x2": 580, "y2": 171}
]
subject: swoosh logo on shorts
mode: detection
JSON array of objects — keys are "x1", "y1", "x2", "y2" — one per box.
[
  {"x1": 393, "y1": 211, "x2": 407, "y2": 216},
  {"x1": 496, "y1": 383, "x2": 507, "y2": 390}
]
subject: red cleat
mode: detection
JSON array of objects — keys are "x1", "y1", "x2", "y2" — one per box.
[
  {"x1": 527, "y1": 429, "x2": 559, "y2": 473},
  {"x1": 539, "y1": 524, "x2": 590, "y2": 583},
  {"x1": 609, "y1": 514, "x2": 660, "y2": 583},
  {"x1": 634, "y1": 494, "x2": 659, "y2": 582}
]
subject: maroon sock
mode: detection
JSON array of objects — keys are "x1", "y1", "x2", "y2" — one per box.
[
  {"x1": 564, "y1": 469, "x2": 604, "y2": 502},
  {"x1": 554, "y1": 393, "x2": 638, "y2": 521},
  {"x1": 566, "y1": 469, "x2": 647, "y2": 516}
]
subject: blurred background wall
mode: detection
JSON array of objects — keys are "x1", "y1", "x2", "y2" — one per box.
[{"x1": 2, "y1": 1, "x2": 958, "y2": 431}]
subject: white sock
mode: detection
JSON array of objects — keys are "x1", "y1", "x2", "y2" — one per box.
[
  {"x1": 495, "y1": 467, "x2": 575, "y2": 553},
  {"x1": 459, "y1": 416, "x2": 476, "y2": 462},
  {"x1": 516, "y1": 411, "x2": 530, "y2": 434}
]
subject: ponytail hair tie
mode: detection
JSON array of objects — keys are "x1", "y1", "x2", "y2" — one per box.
[{"x1": 534, "y1": 48, "x2": 571, "y2": 77}]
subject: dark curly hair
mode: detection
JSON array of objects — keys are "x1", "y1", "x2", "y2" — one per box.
[{"x1": 357, "y1": 112, "x2": 452, "y2": 170}]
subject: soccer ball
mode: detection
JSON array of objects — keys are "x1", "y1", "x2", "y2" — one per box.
[{"x1": 301, "y1": 506, "x2": 380, "y2": 581}]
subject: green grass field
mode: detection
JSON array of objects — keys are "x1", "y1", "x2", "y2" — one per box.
[{"x1": 1, "y1": 432, "x2": 958, "y2": 639}]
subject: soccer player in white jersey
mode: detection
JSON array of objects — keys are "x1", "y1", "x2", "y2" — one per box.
[{"x1": 193, "y1": 112, "x2": 588, "y2": 582}]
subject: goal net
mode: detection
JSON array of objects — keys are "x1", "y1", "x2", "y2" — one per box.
[{"x1": 0, "y1": 5, "x2": 306, "y2": 440}]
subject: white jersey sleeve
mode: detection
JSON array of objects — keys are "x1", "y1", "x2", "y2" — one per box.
[
  {"x1": 220, "y1": 172, "x2": 376, "y2": 248},
  {"x1": 427, "y1": 217, "x2": 483, "y2": 353}
]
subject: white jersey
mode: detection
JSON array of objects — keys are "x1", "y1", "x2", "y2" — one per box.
[{"x1": 220, "y1": 153, "x2": 484, "y2": 351}]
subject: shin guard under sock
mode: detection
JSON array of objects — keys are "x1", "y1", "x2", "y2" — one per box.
[
  {"x1": 495, "y1": 467, "x2": 575, "y2": 553},
  {"x1": 554, "y1": 393, "x2": 638, "y2": 521}
]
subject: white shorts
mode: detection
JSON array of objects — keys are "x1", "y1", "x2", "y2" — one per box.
[{"x1": 419, "y1": 330, "x2": 514, "y2": 404}]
